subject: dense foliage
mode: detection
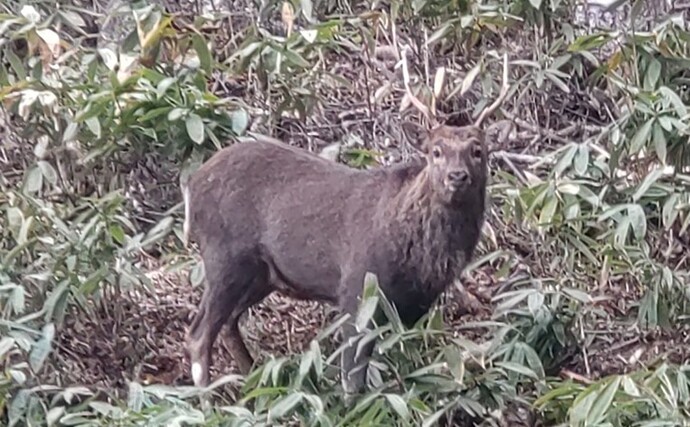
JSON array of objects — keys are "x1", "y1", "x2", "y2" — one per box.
[{"x1": 1, "y1": 0, "x2": 689, "y2": 425}]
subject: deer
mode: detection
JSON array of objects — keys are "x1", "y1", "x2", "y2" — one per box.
[{"x1": 182, "y1": 52, "x2": 512, "y2": 397}]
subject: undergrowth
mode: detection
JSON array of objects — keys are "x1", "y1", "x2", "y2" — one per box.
[{"x1": 1, "y1": 0, "x2": 690, "y2": 425}]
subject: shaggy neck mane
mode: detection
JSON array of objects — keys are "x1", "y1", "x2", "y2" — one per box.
[{"x1": 388, "y1": 164, "x2": 485, "y2": 292}]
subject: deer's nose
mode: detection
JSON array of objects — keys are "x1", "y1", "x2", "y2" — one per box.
[{"x1": 447, "y1": 170, "x2": 469, "y2": 184}]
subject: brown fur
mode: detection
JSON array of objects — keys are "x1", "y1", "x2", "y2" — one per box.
[{"x1": 184, "y1": 124, "x2": 490, "y2": 395}]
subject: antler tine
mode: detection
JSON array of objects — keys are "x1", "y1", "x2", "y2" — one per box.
[
  {"x1": 400, "y1": 45, "x2": 438, "y2": 128},
  {"x1": 474, "y1": 53, "x2": 510, "y2": 128}
]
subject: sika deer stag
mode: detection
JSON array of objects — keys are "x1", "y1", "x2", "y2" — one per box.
[{"x1": 183, "y1": 54, "x2": 511, "y2": 396}]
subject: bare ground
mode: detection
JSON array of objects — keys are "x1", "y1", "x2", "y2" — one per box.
[{"x1": 13, "y1": 0, "x2": 690, "y2": 416}]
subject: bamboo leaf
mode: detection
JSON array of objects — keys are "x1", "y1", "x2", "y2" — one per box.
[{"x1": 185, "y1": 114, "x2": 205, "y2": 144}]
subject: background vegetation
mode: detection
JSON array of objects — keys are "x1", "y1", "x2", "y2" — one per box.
[{"x1": 1, "y1": 0, "x2": 690, "y2": 425}]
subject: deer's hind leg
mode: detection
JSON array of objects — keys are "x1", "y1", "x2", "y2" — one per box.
[
  {"x1": 186, "y1": 250, "x2": 270, "y2": 387},
  {"x1": 221, "y1": 265, "x2": 271, "y2": 375}
]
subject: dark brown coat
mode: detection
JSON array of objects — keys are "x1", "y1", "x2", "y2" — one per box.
[{"x1": 184, "y1": 124, "x2": 489, "y2": 395}]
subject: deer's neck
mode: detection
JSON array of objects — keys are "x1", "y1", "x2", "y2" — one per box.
[{"x1": 390, "y1": 167, "x2": 486, "y2": 287}]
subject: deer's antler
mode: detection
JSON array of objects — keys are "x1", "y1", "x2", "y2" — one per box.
[{"x1": 474, "y1": 53, "x2": 510, "y2": 127}]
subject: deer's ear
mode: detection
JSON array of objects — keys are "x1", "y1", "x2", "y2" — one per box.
[{"x1": 401, "y1": 120, "x2": 429, "y2": 153}]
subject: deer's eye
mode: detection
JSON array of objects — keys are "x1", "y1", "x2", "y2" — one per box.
[
  {"x1": 432, "y1": 147, "x2": 442, "y2": 158},
  {"x1": 472, "y1": 145, "x2": 482, "y2": 159}
]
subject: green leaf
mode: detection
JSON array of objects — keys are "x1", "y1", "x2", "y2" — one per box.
[
  {"x1": 628, "y1": 204, "x2": 647, "y2": 240},
  {"x1": 496, "y1": 361, "x2": 539, "y2": 380},
  {"x1": 85, "y1": 116, "x2": 102, "y2": 138},
  {"x1": 362, "y1": 272, "x2": 379, "y2": 299},
  {"x1": 109, "y1": 224, "x2": 126, "y2": 244},
  {"x1": 456, "y1": 397, "x2": 485, "y2": 417},
  {"x1": 17, "y1": 215, "x2": 32, "y2": 246},
  {"x1": 37, "y1": 160, "x2": 58, "y2": 185},
  {"x1": 190, "y1": 263, "x2": 205, "y2": 288},
  {"x1": 309, "y1": 340, "x2": 322, "y2": 377},
  {"x1": 563, "y1": 196, "x2": 580, "y2": 220},
  {"x1": 385, "y1": 394, "x2": 410, "y2": 420},
  {"x1": 300, "y1": 29, "x2": 317, "y2": 43},
  {"x1": 29, "y1": 323, "x2": 55, "y2": 372},
  {"x1": 573, "y1": 144, "x2": 589, "y2": 175},
  {"x1": 89, "y1": 401, "x2": 123, "y2": 418},
  {"x1": 269, "y1": 393, "x2": 303, "y2": 421},
  {"x1": 630, "y1": 119, "x2": 654, "y2": 153},
  {"x1": 46, "y1": 407, "x2": 65, "y2": 426},
  {"x1": 598, "y1": 203, "x2": 629, "y2": 222},
  {"x1": 565, "y1": 233, "x2": 598, "y2": 265},
  {"x1": 127, "y1": 382, "x2": 144, "y2": 412},
  {"x1": 529, "y1": 0, "x2": 542, "y2": 9},
  {"x1": 412, "y1": 0, "x2": 429, "y2": 12},
  {"x1": 10, "y1": 285, "x2": 25, "y2": 314},
  {"x1": 587, "y1": 376, "x2": 622, "y2": 424},
  {"x1": 9, "y1": 389, "x2": 30, "y2": 427},
  {"x1": 614, "y1": 216, "x2": 631, "y2": 247},
  {"x1": 23, "y1": 166, "x2": 43, "y2": 193},
  {"x1": 63, "y1": 121, "x2": 79, "y2": 143},
  {"x1": 156, "y1": 77, "x2": 177, "y2": 97},
  {"x1": 281, "y1": 48, "x2": 310, "y2": 68},
  {"x1": 300, "y1": 0, "x2": 314, "y2": 22},
  {"x1": 427, "y1": 22, "x2": 454, "y2": 47},
  {"x1": 638, "y1": 288, "x2": 658, "y2": 327},
  {"x1": 460, "y1": 62, "x2": 481, "y2": 96},
  {"x1": 495, "y1": 289, "x2": 532, "y2": 312},
  {"x1": 59, "y1": 10, "x2": 86, "y2": 27},
  {"x1": 6, "y1": 206, "x2": 23, "y2": 231},
  {"x1": 79, "y1": 265, "x2": 108, "y2": 295},
  {"x1": 140, "y1": 106, "x2": 173, "y2": 123},
  {"x1": 298, "y1": 348, "x2": 314, "y2": 382},
  {"x1": 644, "y1": 58, "x2": 661, "y2": 90},
  {"x1": 553, "y1": 144, "x2": 577, "y2": 176},
  {"x1": 568, "y1": 33, "x2": 611, "y2": 52},
  {"x1": 662, "y1": 194, "x2": 679, "y2": 228},
  {"x1": 185, "y1": 114, "x2": 205, "y2": 144},
  {"x1": 423, "y1": 405, "x2": 452, "y2": 427},
  {"x1": 192, "y1": 34, "x2": 212, "y2": 73},
  {"x1": 167, "y1": 108, "x2": 187, "y2": 122},
  {"x1": 557, "y1": 182, "x2": 579, "y2": 195},
  {"x1": 231, "y1": 109, "x2": 249, "y2": 135},
  {"x1": 621, "y1": 376, "x2": 640, "y2": 397},
  {"x1": 551, "y1": 54, "x2": 572, "y2": 70},
  {"x1": 632, "y1": 167, "x2": 663, "y2": 202},
  {"x1": 577, "y1": 185, "x2": 600, "y2": 208},
  {"x1": 356, "y1": 296, "x2": 379, "y2": 331},
  {"x1": 562, "y1": 287, "x2": 593, "y2": 304},
  {"x1": 0, "y1": 337, "x2": 15, "y2": 357},
  {"x1": 658, "y1": 115, "x2": 674, "y2": 132},
  {"x1": 659, "y1": 86, "x2": 688, "y2": 117},
  {"x1": 545, "y1": 70, "x2": 570, "y2": 93},
  {"x1": 6, "y1": 48, "x2": 26, "y2": 80},
  {"x1": 677, "y1": 370, "x2": 689, "y2": 403},
  {"x1": 569, "y1": 389, "x2": 598, "y2": 423},
  {"x1": 527, "y1": 292, "x2": 544, "y2": 314},
  {"x1": 518, "y1": 342, "x2": 546, "y2": 378},
  {"x1": 229, "y1": 41, "x2": 263, "y2": 64},
  {"x1": 652, "y1": 123, "x2": 667, "y2": 163},
  {"x1": 630, "y1": 0, "x2": 644, "y2": 19},
  {"x1": 538, "y1": 194, "x2": 558, "y2": 227}
]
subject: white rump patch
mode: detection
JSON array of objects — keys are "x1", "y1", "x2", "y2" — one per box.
[{"x1": 191, "y1": 362, "x2": 203, "y2": 386}]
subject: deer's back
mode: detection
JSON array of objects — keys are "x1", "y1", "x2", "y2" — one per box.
[{"x1": 187, "y1": 138, "x2": 385, "y2": 253}]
